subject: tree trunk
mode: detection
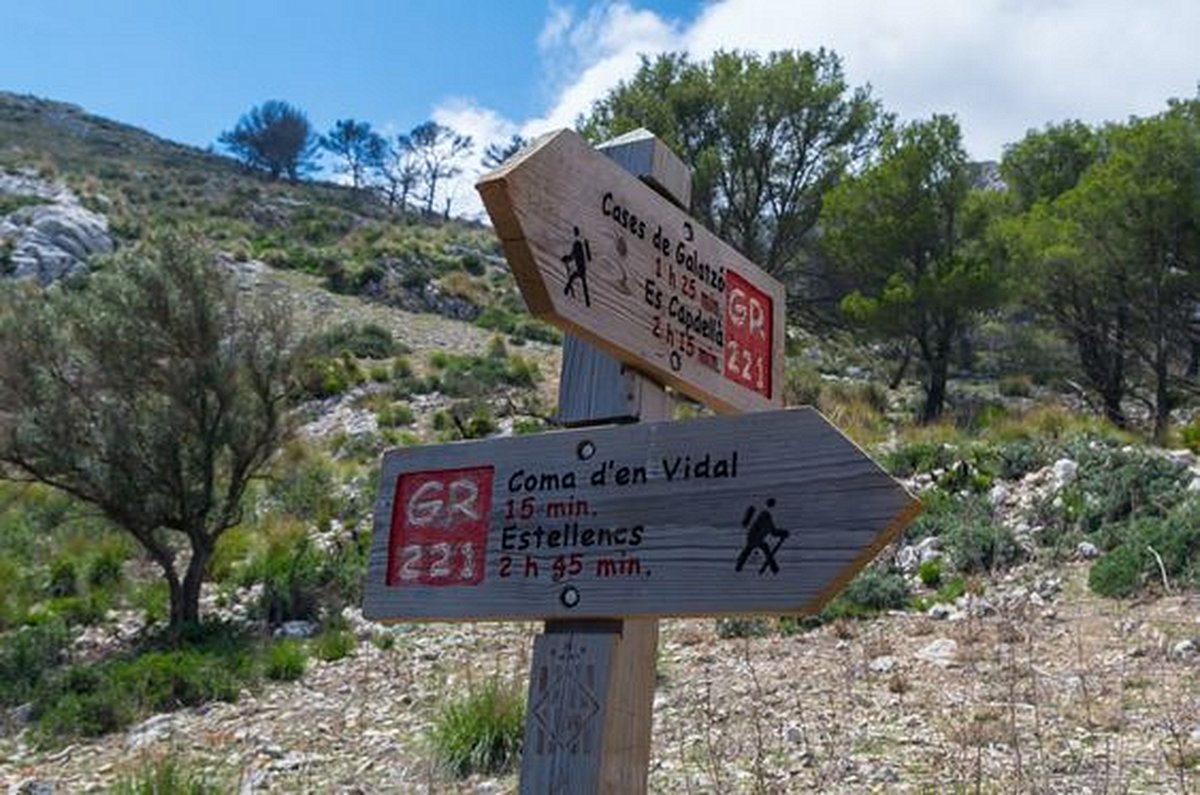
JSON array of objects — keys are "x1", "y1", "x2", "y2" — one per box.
[
  {"x1": 180, "y1": 536, "x2": 213, "y2": 629},
  {"x1": 889, "y1": 345, "x2": 912, "y2": 390},
  {"x1": 921, "y1": 358, "x2": 949, "y2": 424},
  {"x1": 1153, "y1": 336, "x2": 1172, "y2": 443}
]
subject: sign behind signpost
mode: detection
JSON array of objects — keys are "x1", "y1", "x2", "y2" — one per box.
[
  {"x1": 477, "y1": 129, "x2": 786, "y2": 415},
  {"x1": 362, "y1": 408, "x2": 919, "y2": 623}
]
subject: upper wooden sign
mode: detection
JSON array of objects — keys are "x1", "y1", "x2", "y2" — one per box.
[
  {"x1": 477, "y1": 129, "x2": 786, "y2": 415},
  {"x1": 362, "y1": 409, "x2": 919, "y2": 622}
]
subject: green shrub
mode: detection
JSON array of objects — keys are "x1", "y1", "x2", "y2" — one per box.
[
  {"x1": 998, "y1": 373, "x2": 1034, "y2": 398},
  {"x1": 429, "y1": 677, "x2": 524, "y2": 777},
  {"x1": 715, "y1": 616, "x2": 771, "y2": 638},
  {"x1": 832, "y1": 568, "x2": 910, "y2": 615},
  {"x1": 945, "y1": 511, "x2": 1020, "y2": 574},
  {"x1": 908, "y1": 494, "x2": 1020, "y2": 574},
  {"x1": 475, "y1": 307, "x2": 562, "y2": 345},
  {"x1": 0, "y1": 620, "x2": 71, "y2": 706},
  {"x1": 377, "y1": 402, "x2": 415, "y2": 428},
  {"x1": 111, "y1": 753, "x2": 224, "y2": 795},
  {"x1": 87, "y1": 544, "x2": 128, "y2": 590},
  {"x1": 917, "y1": 559, "x2": 943, "y2": 588},
  {"x1": 1088, "y1": 499, "x2": 1200, "y2": 597},
  {"x1": 783, "y1": 361, "x2": 823, "y2": 406},
  {"x1": 392, "y1": 356, "x2": 413, "y2": 379},
  {"x1": 1181, "y1": 417, "x2": 1200, "y2": 454},
  {"x1": 314, "y1": 322, "x2": 402, "y2": 360},
  {"x1": 295, "y1": 354, "x2": 363, "y2": 399},
  {"x1": 312, "y1": 626, "x2": 356, "y2": 662},
  {"x1": 31, "y1": 624, "x2": 255, "y2": 743},
  {"x1": 1053, "y1": 440, "x2": 1189, "y2": 536},
  {"x1": 244, "y1": 523, "x2": 327, "y2": 624},
  {"x1": 46, "y1": 558, "x2": 78, "y2": 598},
  {"x1": 1089, "y1": 544, "x2": 1145, "y2": 598},
  {"x1": 424, "y1": 351, "x2": 540, "y2": 398},
  {"x1": 266, "y1": 639, "x2": 308, "y2": 681},
  {"x1": 266, "y1": 445, "x2": 337, "y2": 522}
]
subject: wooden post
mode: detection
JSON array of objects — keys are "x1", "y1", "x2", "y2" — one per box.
[{"x1": 519, "y1": 130, "x2": 689, "y2": 794}]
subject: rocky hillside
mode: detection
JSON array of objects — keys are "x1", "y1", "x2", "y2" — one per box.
[{"x1": 0, "y1": 94, "x2": 1197, "y2": 793}]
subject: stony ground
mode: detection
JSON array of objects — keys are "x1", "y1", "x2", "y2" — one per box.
[
  {"x1": 3, "y1": 272, "x2": 1198, "y2": 793},
  {"x1": 2, "y1": 560, "x2": 1197, "y2": 793}
]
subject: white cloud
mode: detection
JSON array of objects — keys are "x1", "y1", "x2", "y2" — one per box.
[{"x1": 439, "y1": 0, "x2": 1200, "y2": 220}]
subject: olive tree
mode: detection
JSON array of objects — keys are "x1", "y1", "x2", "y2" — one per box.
[{"x1": 0, "y1": 233, "x2": 298, "y2": 631}]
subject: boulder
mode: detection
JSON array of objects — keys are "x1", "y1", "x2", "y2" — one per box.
[{"x1": 1, "y1": 174, "x2": 113, "y2": 285}]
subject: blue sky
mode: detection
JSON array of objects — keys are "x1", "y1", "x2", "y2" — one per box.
[
  {"x1": 4, "y1": 1, "x2": 1197, "y2": 219},
  {"x1": 1, "y1": 0, "x2": 693, "y2": 149}
]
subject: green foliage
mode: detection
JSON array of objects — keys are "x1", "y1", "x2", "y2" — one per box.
[
  {"x1": 1088, "y1": 499, "x2": 1200, "y2": 597},
  {"x1": 111, "y1": 753, "x2": 225, "y2": 795},
  {"x1": 783, "y1": 360, "x2": 824, "y2": 406},
  {"x1": 321, "y1": 118, "x2": 386, "y2": 190},
  {"x1": 29, "y1": 622, "x2": 257, "y2": 743},
  {"x1": 241, "y1": 519, "x2": 328, "y2": 624},
  {"x1": 0, "y1": 232, "x2": 299, "y2": 630},
  {"x1": 1088, "y1": 544, "x2": 1147, "y2": 598},
  {"x1": 1046, "y1": 440, "x2": 1190, "y2": 539},
  {"x1": 376, "y1": 402, "x2": 415, "y2": 428},
  {"x1": 266, "y1": 639, "x2": 308, "y2": 681},
  {"x1": 312, "y1": 625, "x2": 356, "y2": 662},
  {"x1": 475, "y1": 307, "x2": 562, "y2": 345},
  {"x1": 238, "y1": 506, "x2": 369, "y2": 624},
  {"x1": 219, "y1": 99, "x2": 318, "y2": 180},
  {"x1": 0, "y1": 193, "x2": 51, "y2": 215},
  {"x1": 423, "y1": 350, "x2": 540, "y2": 398},
  {"x1": 999, "y1": 103, "x2": 1200, "y2": 436},
  {"x1": 917, "y1": 558, "x2": 943, "y2": 588},
  {"x1": 909, "y1": 493, "x2": 1020, "y2": 574},
  {"x1": 265, "y1": 445, "x2": 338, "y2": 525},
  {"x1": 1180, "y1": 416, "x2": 1200, "y2": 453},
  {"x1": 313, "y1": 321, "x2": 402, "y2": 360},
  {"x1": 821, "y1": 115, "x2": 1006, "y2": 422},
  {"x1": 830, "y1": 567, "x2": 910, "y2": 615},
  {"x1": 0, "y1": 620, "x2": 71, "y2": 707},
  {"x1": 998, "y1": 373, "x2": 1034, "y2": 397},
  {"x1": 583, "y1": 48, "x2": 885, "y2": 280},
  {"x1": 714, "y1": 616, "x2": 771, "y2": 639},
  {"x1": 428, "y1": 676, "x2": 524, "y2": 777},
  {"x1": 296, "y1": 352, "x2": 363, "y2": 399}
]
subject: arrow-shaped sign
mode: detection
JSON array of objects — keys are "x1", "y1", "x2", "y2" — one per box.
[
  {"x1": 477, "y1": 129, "x2": 786, "y2": 415},
  {"x1": 362, "y1": 408, "x2": 919, "y2": 622}
]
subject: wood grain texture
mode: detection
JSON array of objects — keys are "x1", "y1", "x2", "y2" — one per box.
[
  {"x1": 595, "y1": 128, "x2": 692, "y2": 210},
  {"x1": 476, "y1": 129, "x2": 786, "y2": 415},
  {"x1": 362, "y1": 408, "x2": 918, "y2": 622},
  {"x1": 520, "y1": 631, "x2": 615, "y2": 793}
]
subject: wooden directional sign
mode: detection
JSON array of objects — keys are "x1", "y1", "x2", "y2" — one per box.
[
  {"x1": 477, "y1": 129, "x2": 786, "y2": 415},
  {"x1": 362, "y1": 409, "x2": 919, "y2": 622}
]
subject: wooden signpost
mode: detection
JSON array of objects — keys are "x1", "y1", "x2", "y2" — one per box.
[
  {"x1": 362, "y1": 130, "x2": 918, "y2": 793},
  {"x1": 477, "y1": 128, "x2": 786, "y2": 415},
  {"x1": 362, "y1": 409, "x2": 918, "y2": 622}
]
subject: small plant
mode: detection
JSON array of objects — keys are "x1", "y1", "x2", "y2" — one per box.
[
  {"x1": 314, "y1": 321, "x2": 402, "y2": 360},
  {"x1": 715, "y1": 616, "x2": 771, "y2": 639},
  {"x1": 312, "y1": 625, "x2": 356, "y2": 662},
  {"x1": 0, "y1": 620, "x2": 71, "y2": 707},
  {"x1": 998, "y1": 373, "x2": 1034, "y2": 398},
  {"x1": 1088, "y1": 544, "x2": 1145, "y2": 598},
  {"x1": 111, "y1": 753, "x2": 224, "y2": 794},
  {"x1": 266, "y1": 639, "x2": 308, "y2": 681},
  {"x1": 377, "y1": 402, "x2": 415, "y2": 428},
  {"x1": 917, "y1": 558, "x2": 943, "y2": 588},
  {"x1": 428, "y1": 676, "x2": 525, "y2": 777}
]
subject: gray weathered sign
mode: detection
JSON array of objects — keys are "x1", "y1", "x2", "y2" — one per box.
[{"x1": 363, "y1": 408, "x2": 918, "y2": 622}]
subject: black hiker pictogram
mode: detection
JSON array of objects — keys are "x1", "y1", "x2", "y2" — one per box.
[
  {"x1": 735, "y1": 498, "x2": 788, "y2": 575},
  {"x1": 561, "y1": 226, "x2": 592, "y2": 307}
]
